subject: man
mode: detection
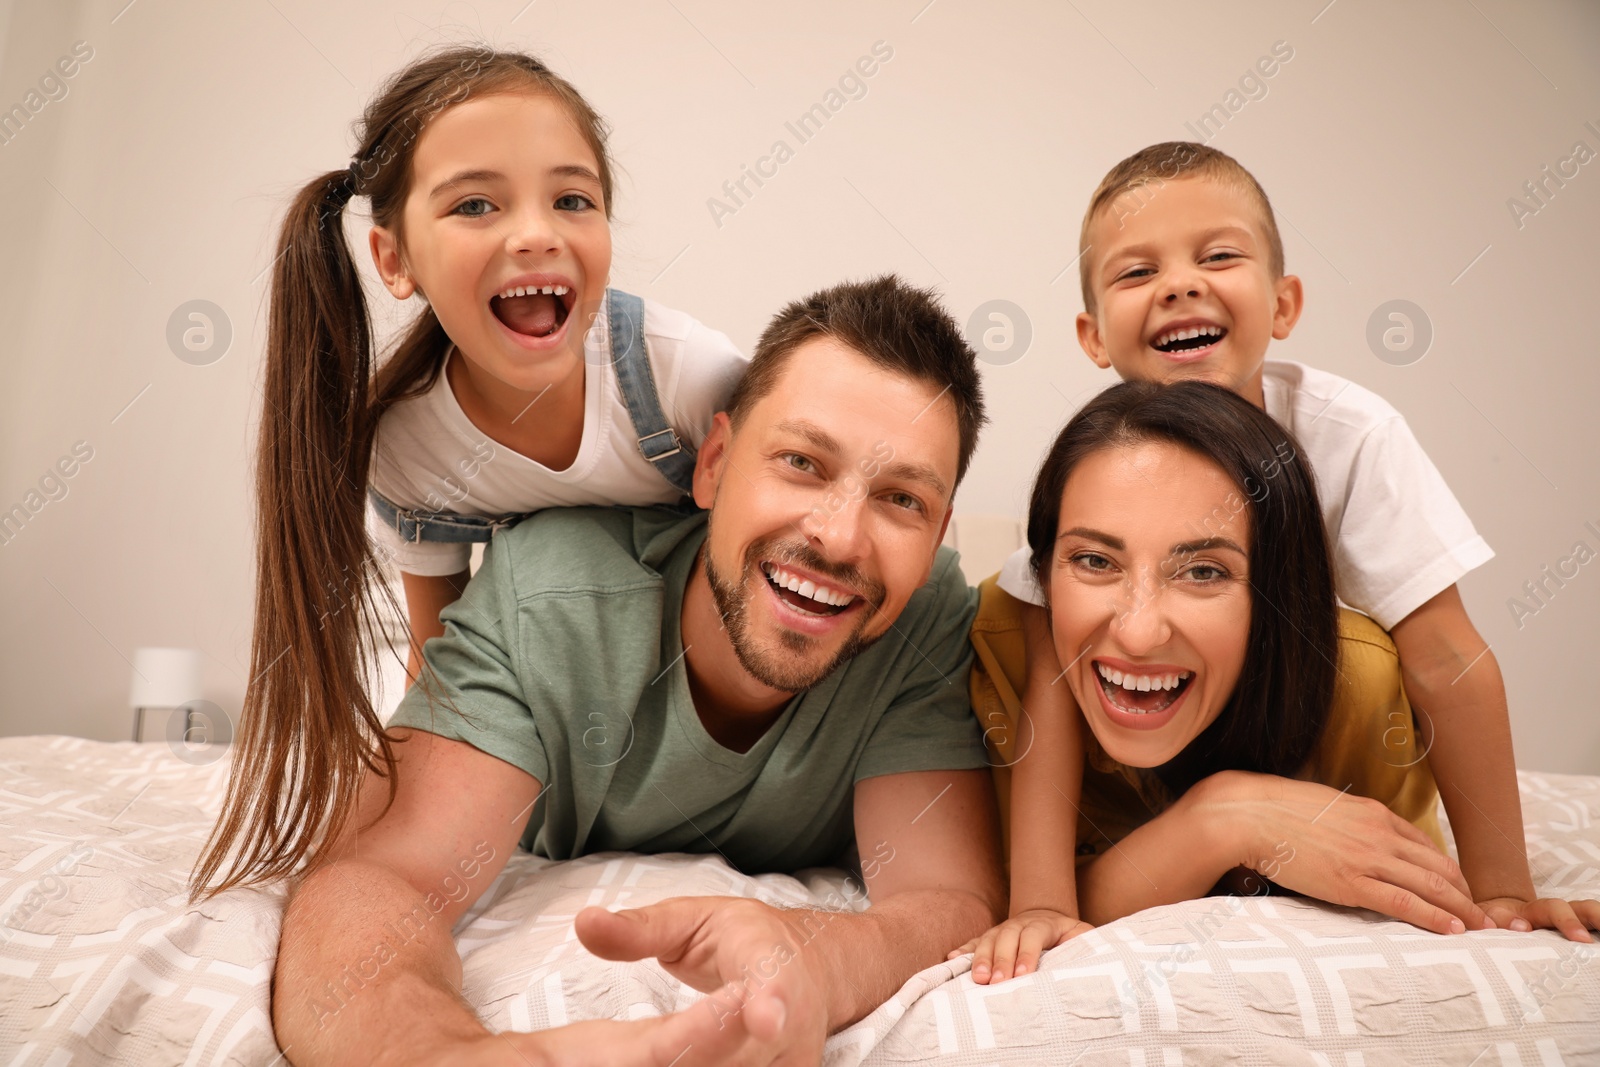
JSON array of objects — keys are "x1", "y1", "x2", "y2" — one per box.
[{"x1": 273, "y1": 275, "x2": 1005, "y2": 1066}]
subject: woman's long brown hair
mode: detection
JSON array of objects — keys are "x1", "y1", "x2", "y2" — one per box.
[
  {"x1": 190, "y1": 46, "x2": 615, "y2": 901},
  {"x1": 1025, "y1": 380, "x2": 1340, "y2": 798}
]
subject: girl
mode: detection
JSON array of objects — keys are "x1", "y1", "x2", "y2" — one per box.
[
  {"x1": 954, "y1": 381, "x2": 1599, "y2": 980},
  {"x1": 192, "y1": 46, "x2": 746, "y2": 898}
]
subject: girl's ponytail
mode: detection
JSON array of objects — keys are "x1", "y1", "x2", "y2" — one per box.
[
  {"x1": 191, "y1": 166, "x2": 401, "y2": 899},
  {"x1": 190, "y1": 45, "x2": 619, "y2": 901}
]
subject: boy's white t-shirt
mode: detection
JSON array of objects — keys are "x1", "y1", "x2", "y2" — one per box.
[
  {"x1": 368, "y1": 297, "x2": 747, "y2": 577},
  {"x1": 995, "y1": 359, "x2": 1494, "y2": 630}
]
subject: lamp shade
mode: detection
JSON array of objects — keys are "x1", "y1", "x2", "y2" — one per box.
[{"x1": 128, "y1": 647, "x2": 203, "y2": 709}]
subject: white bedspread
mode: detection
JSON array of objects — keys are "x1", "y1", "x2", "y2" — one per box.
[{"x1": 1, "y1": 736, "x2": 1596, "y2": 1065}]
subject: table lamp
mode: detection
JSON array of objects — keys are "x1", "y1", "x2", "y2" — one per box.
[{"x1": 128, "y1": 647, "x2": 203, "y2": 742}]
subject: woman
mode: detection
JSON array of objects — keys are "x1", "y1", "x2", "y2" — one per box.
[{"x1": 955, "y1": 379, "x2": 1598, "y2": 981}]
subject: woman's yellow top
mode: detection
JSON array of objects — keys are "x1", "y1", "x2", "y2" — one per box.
[{"x1": 967, "y1": 576, "x2": 1445, "y2": 865}]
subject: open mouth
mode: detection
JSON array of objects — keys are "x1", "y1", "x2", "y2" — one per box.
[
  {"x1": 1095, "y1": 662, "x2": 1193, "y2": 715},
  {"x1": 491, "y1": 283, "x2": 575, "y2": 339},
  {"x1": 761, "y1": 561, "x2": 858, "y2": 618},
  {"x1": 1151, "y1": 324, "x2": 1227, "y2": 354}
]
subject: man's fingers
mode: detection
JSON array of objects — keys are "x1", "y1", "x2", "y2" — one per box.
[
  {"x1": 514, "y1": 995, "x2": 768, "y2": 1067},
  {"x1": 575, "y1": 899, "x2": 713, "y2": 967},
  {"x1": 648, "y1": 996, "x2": 751, "y2": 1067},
  {"x1": 739, "y1": 987, "x2": 790, "y2": 1043},
  {"x1": 573, "y1": 905, "x2": 657, "y2": 962},
  {"x1": 658, "y1": 984, "x2": 790, "y2": 1067}
]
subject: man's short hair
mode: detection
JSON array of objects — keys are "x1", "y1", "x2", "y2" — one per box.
[
  {"x1": 1080, "y1": 142, "x2": 1286, "y2": 315},
  {"x1": 726, "y1": 274, "x2": 987, "y2": 489}
]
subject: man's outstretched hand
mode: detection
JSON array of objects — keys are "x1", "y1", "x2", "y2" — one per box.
[
  {"x1": 574, "y1": 897, "x2": 834, "y2": 1066},
  {"x1": 474, "y1": 992, "x2": 788, "y2": 1067}
]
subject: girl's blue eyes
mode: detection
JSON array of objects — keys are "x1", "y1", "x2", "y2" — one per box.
[{"x1": 450, "y1": 193, "x2": 596, "y2": 217}]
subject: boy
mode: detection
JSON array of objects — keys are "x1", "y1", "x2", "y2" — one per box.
[{"x1": 966, "y1": 142, "x2": 1590, "y2": 985}]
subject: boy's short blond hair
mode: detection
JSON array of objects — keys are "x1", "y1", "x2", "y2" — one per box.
[{"x1": 1079, "y1": 142, "x2": 1286, "y2": 315}]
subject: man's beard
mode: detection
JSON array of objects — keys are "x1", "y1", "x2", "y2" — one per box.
[{"x1": 702, "y1": 531, "x2": 887, "y2": 694}]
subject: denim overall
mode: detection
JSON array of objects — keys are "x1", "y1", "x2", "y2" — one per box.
[{"x1": 367, "y1": 288, "x2": 698, "y2": 546}]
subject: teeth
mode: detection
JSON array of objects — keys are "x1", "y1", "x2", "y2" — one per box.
[
  {"x1": 1154, "y1": 325, "x2": 1223, "y2": 348},
  {"x1": 762, "y1": 563, "x2": 856, "y2": 608},
  {"x1": 497, "y1": 284, "x2": 571, "y2": 300},
  {"x1": 1096, "y1": 664, "x2": 1192, "y2": 692}
]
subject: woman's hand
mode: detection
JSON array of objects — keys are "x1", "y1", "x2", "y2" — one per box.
[
  {"x1": 1478, "y1": 895, "x2": 1600, "y2": 943},
  {"x1": 1202, "y1": 771, "x2": 1492, "y2": 936},
  {"x1": 946, "y1": 909, "x2": 1094, "y2": 984}
]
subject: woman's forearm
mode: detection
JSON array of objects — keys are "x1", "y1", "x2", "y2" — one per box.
[{"x1": 1076, "y1": 772, "x2": 1251, "y2": 925}]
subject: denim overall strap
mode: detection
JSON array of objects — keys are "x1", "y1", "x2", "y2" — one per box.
[
  {"x1": 366, "y1": 486, "x2": 536, "y2": 544},
  {"x1": 607, "y1": 288, "x2": 698, "y2": 495}
]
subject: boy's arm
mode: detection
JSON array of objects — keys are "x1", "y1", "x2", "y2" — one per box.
[{"x1": 1388, "y1": 584, "x2": 1599, "y2": 940}]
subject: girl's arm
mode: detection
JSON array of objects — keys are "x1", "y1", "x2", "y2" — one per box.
[
  {"x1": 399, "y1": 569, "x2": 471, "y2": 685},
  {"x1": 1392, "y1": 585, "x2": 1599, "y2": 941},
  {"x1": 1076, "y1": 769, "x2": 1491, "y2": 935},
  {"x1": 955, "y1": 604, "x2": 1093, "y2": 983}
]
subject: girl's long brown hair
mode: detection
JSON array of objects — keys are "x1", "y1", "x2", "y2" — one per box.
[{"x1": 190, "y1": 46, "x2": 615, "y2": 901}]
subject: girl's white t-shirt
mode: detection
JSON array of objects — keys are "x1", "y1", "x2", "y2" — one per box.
[
  {"x1": 368, "y1": 297, "x2": 747, "y2": 577},
  {"x1": 995, "y1": 359, "x2": 1494, "y2": 630}
]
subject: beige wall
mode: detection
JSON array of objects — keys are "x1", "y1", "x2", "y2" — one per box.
[{"x1": 1, "y1": 0, "x2": 1596, "y2": 772}]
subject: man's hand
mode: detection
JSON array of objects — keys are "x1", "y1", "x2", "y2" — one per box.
[
  {"x1": 477, "y1": 995, "x2": 790, "y2": 1067},
  {"x1": 577, "y1": 898, "x2": 828, "y2": 1067},
  {"x1": 567, "y1": 768, "x2": 1008, "y2": 1066}
]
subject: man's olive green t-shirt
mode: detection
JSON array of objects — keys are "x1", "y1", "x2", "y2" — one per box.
[{"x1": 387, "y1": 505, "x2": 987, "y2": 873}]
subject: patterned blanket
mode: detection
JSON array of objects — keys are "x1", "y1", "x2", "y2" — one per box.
[{"x1": 0, "y1": 736, "x2": 1596, "y2": 1065}]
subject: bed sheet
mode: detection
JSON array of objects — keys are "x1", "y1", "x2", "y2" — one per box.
[{"x1": 0, "y1": 736, "x2": 1596, "y2": 1065}]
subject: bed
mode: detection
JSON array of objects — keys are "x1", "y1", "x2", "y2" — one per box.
[{"x1": 1, "y1": 736, "x2": 1597, "y2": 1065}]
